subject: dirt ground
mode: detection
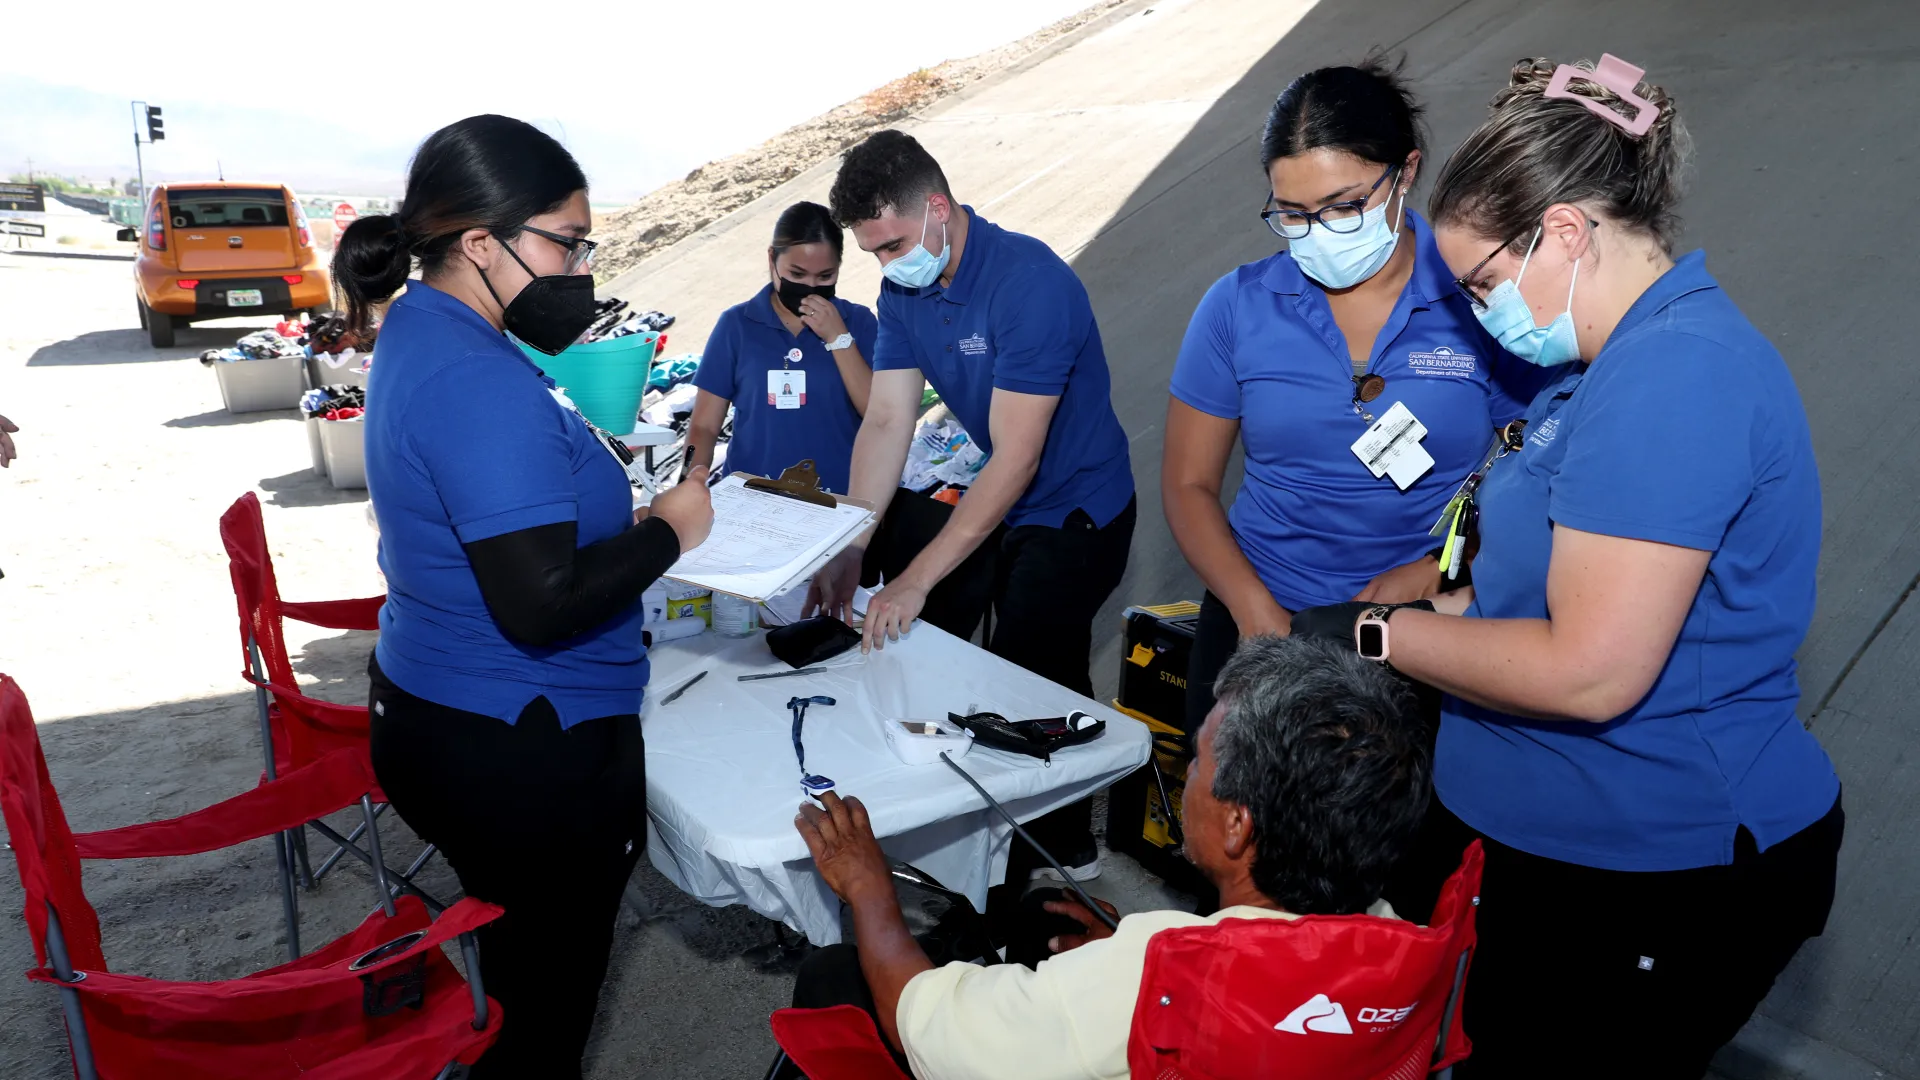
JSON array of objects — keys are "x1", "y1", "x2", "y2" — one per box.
[
  {"x1": 591, "y1": 0, "x2": 1131, "y2": 283},
  {"x1": 0, "y1": 251, "x2": 811, "y2": 1078}
]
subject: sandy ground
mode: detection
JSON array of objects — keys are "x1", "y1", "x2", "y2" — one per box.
[{"x1": 591, "y1": 0, "x2": 1132, "y2": 283}]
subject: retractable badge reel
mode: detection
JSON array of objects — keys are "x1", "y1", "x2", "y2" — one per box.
[{"x1": 790, "y1": 695, "x2": 837, "y2": 799}]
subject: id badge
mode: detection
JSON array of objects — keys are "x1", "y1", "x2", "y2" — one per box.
[
  {"x1": 767, "y1": 368, "x2": 807, "y2": 410},
  {"x1": 1350, "y1": 400, "x2": 1435, "y2": 490}
]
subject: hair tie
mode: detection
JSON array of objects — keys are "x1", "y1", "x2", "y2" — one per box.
[
  {"x1": 390, "y1": 217, "x2": 411, "y2": 248},
  {"x1": 1545, "y1": 53, "x2": 1658, "y2": 137}
]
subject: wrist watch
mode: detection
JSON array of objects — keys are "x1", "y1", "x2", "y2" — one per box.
[
  {"x1": 1356, "y1": 605, "x2": 1395, "y2": 662},
  {"x1": 824, "y1": 333, "x2": 854, "y2": 352}
]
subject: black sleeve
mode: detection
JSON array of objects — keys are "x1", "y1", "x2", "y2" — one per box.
[{"x1": 462, "y1": 516, "x2": 681, "y2": 647}]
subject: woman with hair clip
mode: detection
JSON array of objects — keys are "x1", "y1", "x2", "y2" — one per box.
[
  {"x1": 1294, "y1": 57, "x2": 1842, "y2": 1076},
  {"x1": 687, "y1": 200, "x2": 878, "y2": 493},
  {"x1": 1163, "y1": 58, "x2": 1544, "y2": 732},
  {"x1": 334, "y1": 114, "x2": 714, "y2": 1079}
]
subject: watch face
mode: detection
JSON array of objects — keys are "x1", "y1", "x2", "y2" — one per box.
[{"x1": 1357, "y1": 621, "x2": 1387, "y2": 660}]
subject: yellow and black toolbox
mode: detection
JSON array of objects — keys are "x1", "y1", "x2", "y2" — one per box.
[{"x1": 1104, "y1": 602, "x2": 1209, "y2": 894}]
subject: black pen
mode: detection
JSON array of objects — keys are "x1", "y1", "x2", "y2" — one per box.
[{"x1": 659, "y1": 670, "x2": 708, "y2": 705}]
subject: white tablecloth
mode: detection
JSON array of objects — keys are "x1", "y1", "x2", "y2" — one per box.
[{"x1": 640, "y1": 624, "x2": 1150, "y2": 945}]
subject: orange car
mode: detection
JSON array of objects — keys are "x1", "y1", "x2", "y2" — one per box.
[{"x1": 123, "y1": 182, "x2": 333, "y2": 347}]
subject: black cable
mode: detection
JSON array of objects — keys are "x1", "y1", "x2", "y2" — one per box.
[{"x1": 937, "y1": 752, "x2": 1119, "y2": 932}]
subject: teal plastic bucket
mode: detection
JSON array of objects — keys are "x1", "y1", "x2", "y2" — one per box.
[{"x1": 519, "y1": 331, "x2": 660, "y2": 433}]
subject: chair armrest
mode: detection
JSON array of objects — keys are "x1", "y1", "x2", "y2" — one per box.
[{"x1": 282, "y1": 595, "x2": 385, "y2": 633}]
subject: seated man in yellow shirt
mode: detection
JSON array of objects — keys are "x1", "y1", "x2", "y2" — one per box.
[{"x1": 790, "y1": 635, "x2": 1430, "y2": 1080}]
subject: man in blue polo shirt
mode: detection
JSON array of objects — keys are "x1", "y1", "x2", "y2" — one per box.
[{"x1": 807, "y1": 130, "x2": 1135, "y2": 877}]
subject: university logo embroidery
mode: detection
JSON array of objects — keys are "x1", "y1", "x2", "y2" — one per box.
[
  {"x1": 1529, "y1": 417, "x2": 1561, "y2": 449},
  {"x1": 957, "y1": 333, "x2": 989, "y2": 357},
  {"x1": 1406, "y1": 345, "x2": 1476, "y2": 377},
  {"x1": 1276, "y1": 994, "x2": 1352, "y2": 1035}
]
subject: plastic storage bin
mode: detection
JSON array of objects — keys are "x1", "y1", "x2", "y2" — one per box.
[
  {"x1": 307, "y1": 354, "x2": 370, "y2": 390},
  {"x1": 318, "y1": 416, "x2": 367, "y2": 489},
  {"x1": 214, "y1": 356, "x2": 306, "y2": 414},
  {"x1": 305, "y1": 416, "x2": 328, "y2": 476},
  {"x1": 518, "y1": 332, "x2": 659, "y2": 433}
]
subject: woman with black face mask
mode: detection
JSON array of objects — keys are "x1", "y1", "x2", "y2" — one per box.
[
  {"x1": 686, "y1": 200, "x2": 877, "y2": 494},
  {"x1": 332, "y1": 114, "x2": 714, "y2": 1080}
]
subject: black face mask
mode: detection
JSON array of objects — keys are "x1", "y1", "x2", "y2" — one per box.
[
  {"x1": 480, "y1": 233, "x2": 599, "y2": 355},
  {"x1": 776, "y1": 276, "x2": 835, "y2": 316}
]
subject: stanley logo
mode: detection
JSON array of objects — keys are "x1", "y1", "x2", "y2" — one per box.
[{"x1": 1159, "y1": 670, "x2": 1187, "y2": 688}]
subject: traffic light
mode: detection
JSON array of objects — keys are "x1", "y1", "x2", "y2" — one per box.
[{"x1": 146, "y1": 105, "x2": 165, "y2": 142}]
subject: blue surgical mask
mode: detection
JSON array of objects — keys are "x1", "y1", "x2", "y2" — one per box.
[
  {"x1": 1288, "y1": 187, "x2": 1406, "y2": 289},
  {"x1": 1473, "y1": 228, "x2": 1583, "y2": 367},
  {"x1": 880, "y1": 202, "x2": 951, "y2": 289}
]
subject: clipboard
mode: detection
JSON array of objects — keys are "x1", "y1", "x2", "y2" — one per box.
[{"x1": 663, "y1": 461, "x2": 878, "y2": 604}]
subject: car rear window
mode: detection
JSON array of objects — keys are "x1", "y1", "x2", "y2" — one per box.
[{"x1": 166, "y1": 188, "x2": 289, "y2": 228}]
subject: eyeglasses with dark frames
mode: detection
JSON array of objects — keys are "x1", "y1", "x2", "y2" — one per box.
[
  {"x1": 1453, "y1": 237, "x2": 1517, "y2": 310},
  {"x1": 1260, "y1": 163, "x2": 1399, "y2": 240},
  {"x1": 518, "y1": 224, "x2": 598, "y2": 274}
]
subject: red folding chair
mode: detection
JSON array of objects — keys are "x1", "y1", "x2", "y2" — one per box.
[
  {"x1": 219, "y1": 492, "x2": 441, "y2": 955},
  {"x1": 0, "y1": 674, "x2": 504, "y2": 1080},
  {"x1": 767, "y1": 842, "x2": 1483, "y2": 1080}
]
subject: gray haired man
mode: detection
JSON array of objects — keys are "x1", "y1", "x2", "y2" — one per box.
[{"x1": 786, "y1": 635, "x2": 1433, "y2": 1080}]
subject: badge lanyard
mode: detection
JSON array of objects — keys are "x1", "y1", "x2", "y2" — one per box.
[
  {"x1": 768, "y1": 347, "x2": 806, "y2": 410},
  {"x1": 1429, "y1": 419, "x2": 1527, "y2": 580},
  {"x1": 548, "y1": 386, "x2": 651, "y2": 491}
]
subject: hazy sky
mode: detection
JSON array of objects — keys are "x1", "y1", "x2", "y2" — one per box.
[{"x1": 3, "y1": 0, "x2": 1096, "y2": 202}]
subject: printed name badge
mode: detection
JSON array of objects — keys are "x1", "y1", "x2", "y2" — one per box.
[
  {"x1": 1350, "y1": 401, "x2": 1435, "y2": 491},
  {"x1": 767, "y1": 369, "x2": 807, "y2": 410}
]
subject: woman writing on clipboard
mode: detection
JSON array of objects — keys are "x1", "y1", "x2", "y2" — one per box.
[{"x1": 336, "y1": 114, "x2": 713, "y2": 1079}]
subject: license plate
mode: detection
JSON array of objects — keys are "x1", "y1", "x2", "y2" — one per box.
[{"x1": 227, "y1": 289, "x2": 263, "y2": 307}]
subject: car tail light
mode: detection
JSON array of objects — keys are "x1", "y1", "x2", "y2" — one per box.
[
  {"x1": 292, "y1": 197, "x2": 312, "y2": 247},
  {"x1": 283, "y1": 275, "x2": 303, "y2": 285},
  {"x1": 177, "y1": 279, "x2": 200, "y2": 290},
  {"x1": 146, "y1": 197, "x2": 166, "y2": 252}
]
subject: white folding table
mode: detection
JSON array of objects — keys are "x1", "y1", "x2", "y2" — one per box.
[{"x1": 640, "y1": 623, "x2": 1150, "y2": 945}]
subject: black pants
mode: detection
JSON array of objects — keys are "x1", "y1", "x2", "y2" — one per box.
[
  {"x1": 367, "y1": 658, "x2": 647, "y2": 1080},
  {"x1": 1182, "y1": 590, "x2": 1243, "y2": 735},
  {"x1": 1384, "y1": 795, "x2": 1844, "y2": 1079},
  {"x1": 864, "y1": 490, "x2": 1138, "y2": 858},
  {"x1": 777, "y1": 888, "x2": 1085, "y2": 1078}
]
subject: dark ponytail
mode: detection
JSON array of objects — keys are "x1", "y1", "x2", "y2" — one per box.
[
  {"x1": 770, "y1": 201, "x2": 843, "y2": 260},
  {"x1": 1260, "y1": 54, "x2": 1425, "y2": 173},
  {"x1": 330, "y1": 114, "x2": 587, "y2": 340}
]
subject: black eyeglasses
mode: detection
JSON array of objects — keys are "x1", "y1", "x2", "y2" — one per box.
[
  {"x1": 1453, "y1": 237, "x2": 1516, "y2": 311},
  {"x1": 518, "y1": 224, "x2": 598, "y2": 274},
  {"x1": 1453, "y1": 220, "x2": 1600, "y2": 310},
  {"x1": 1261, "y1": 163, "x2": 1398, "y2": 239}
]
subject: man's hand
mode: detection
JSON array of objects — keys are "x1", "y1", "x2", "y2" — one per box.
[
  {"x1": 795, "y1": 792, "x2": 894, "y2": 907},
  {"x1": 805, "y1": 545, "x2": 865, "y2": 624},
  {"x1": 1044, "y1": 895, "x2": 1120, "y2": 954},
  {"x1": 1355, "y1": 555, "x2": 1441, "y2": 604},
  {"x1": 861, "y1": 577, "x2": 927, "y2": 652},
  {"x1": 0, "y1": 414, "x2": 17, "y2": 468}
]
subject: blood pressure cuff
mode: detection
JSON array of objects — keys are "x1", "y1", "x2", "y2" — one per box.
[
  {"x1": 766, "y1": 616, "x2": 862, "y2": 668},
  {"x1": 947, "y1": 710, "x2": 1106, "y2": 763}
]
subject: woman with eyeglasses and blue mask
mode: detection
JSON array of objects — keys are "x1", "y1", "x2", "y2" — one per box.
[
  {"x1": 685, "y1": 200, "x2": 878, "y2": 493},
  {"x1": 1163, "y1": 58, "x2": 1547, "y2": 733},
  {"x1": 333, "y1": 114, "x2": 715, "y2": 1079},
  {"x1": 1292, "y1": 57, "x2": 1841, "y2": 1075}
]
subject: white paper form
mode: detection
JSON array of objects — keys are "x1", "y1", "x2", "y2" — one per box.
[{"x1": 665, "y1": 476, "x2": 875, "y2": 600}]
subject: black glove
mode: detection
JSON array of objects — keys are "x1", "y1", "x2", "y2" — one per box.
[{"x1": 1291, "y1": 599, "x2": 1435, "y2": 645}]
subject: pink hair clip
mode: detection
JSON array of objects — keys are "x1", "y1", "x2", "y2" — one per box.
[{"x1": 1545, "y1": 53, "x2": 1658, "y2": 137}]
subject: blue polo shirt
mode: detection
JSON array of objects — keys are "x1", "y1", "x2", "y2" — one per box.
[
  {"x1": 1438, "y1": 252, "x2": 1838, "y2": 871},
  {"x1": 692, "y1": 284, "x2": 877, "y2": 494},
  {"x1": 871, "y1": 209, "x2": 1134, "y2": 529},
  {"x1": 1170, "y1": 212, "x2": 1546, "y2": 610},
  {"x1": 365, "y1": 278, "x2": 649, "y2": 728}
]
